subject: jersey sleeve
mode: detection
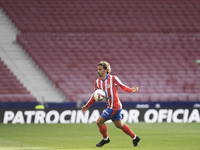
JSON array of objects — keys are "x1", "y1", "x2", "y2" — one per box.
[
  {"x1": 85, "y1": 81, "x2": 97, "y2": 108},
  {"x1": 85, "y1": 94, "x2": 95, "y2": 108},
  {"x1": 114, "y1": 76, "x2": 132, "y2": 93}
]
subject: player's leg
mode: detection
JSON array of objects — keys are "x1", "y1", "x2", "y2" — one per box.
[
  {"x1": 113, "y1": 118, "x2": 141, "y2": 146},
  {"x1": 96, "y1": 116, "x2": 108, "y2": 139},
  {"x1": 113, "y1": 119, "x2": 136, "y2": 138},
  {"x1": 96, "y1": 111, "x2": 111, "y2": 147}
]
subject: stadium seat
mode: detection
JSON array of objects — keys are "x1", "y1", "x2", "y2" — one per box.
[{"x1": 0, "y1": 58, "x2": 36, "y2": 102}]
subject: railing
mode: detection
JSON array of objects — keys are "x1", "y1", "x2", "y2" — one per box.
[{"x1": 77, "y1": 93, "x2": 200, "y2": 102}]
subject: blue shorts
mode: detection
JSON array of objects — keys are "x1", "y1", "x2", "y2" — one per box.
[{"x1": 101, "y1": 108, "x2": 122, "y2": 122}]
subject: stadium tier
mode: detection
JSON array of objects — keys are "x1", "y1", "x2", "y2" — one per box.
[
  {"x1": 0, "y1": 0, "x2": 199, "y2": 33},
  {"x1": 0, "y1": 58, "x2": 36, "y2": 102},
  {"x1": 17, "y1": 33, "x2": 200, "y2": 102},
  {"x1": 0, "y1": 0, "x2": 200, "y2": 102}
]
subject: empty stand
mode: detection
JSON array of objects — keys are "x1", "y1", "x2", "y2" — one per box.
[
  {"x1": 1, "y1": 0, "x2": 200, "y2": 102},
  {"x1": 0, "y1": 0, "x2": 199, "y2": 33},
  {"x1": 17, "y1": 33, "x2": 200, "y2": 101},
  {"x1": 0, "y1": 58, "x2": 36, "y2": 102}
]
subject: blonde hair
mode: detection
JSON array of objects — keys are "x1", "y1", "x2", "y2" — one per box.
[{"x1": 98, "y1": 61, "x2": 111, "y2": 74}]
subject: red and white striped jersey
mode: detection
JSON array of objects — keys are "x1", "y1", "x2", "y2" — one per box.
[{"x1": 86, "y1": 74, "x2": 132, "y2": 110}]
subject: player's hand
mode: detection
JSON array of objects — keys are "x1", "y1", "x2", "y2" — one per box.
[
  {"x1": 81, "y1": 105, "x2": 88, "y2": 113},
  {"x1": 131, "y1": 85, "x2": 139, "y2": 93}
]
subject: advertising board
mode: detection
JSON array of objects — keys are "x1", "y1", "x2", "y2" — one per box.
[{"x1": 1, "y1": 108, "x2": 199, "y2": 124}]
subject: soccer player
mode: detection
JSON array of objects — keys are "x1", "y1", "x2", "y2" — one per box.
[{"x1": 81, "y1": 61, "x2": 141, "y2": 147}]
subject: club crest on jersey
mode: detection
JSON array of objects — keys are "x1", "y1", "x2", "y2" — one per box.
[{"x1": 107, "y1": 84, "x2": 111, "y2": 88}]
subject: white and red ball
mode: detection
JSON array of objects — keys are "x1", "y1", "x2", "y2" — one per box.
[{"x1": 93, "y1": 89, "x2": 105, "y2": 101}]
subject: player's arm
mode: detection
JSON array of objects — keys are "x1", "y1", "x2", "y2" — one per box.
[
  {"x1": 114, "y1": 76, "x2": 138, "y2": 93},
  {"x1": 81, "y1": 94, "x2": 95, "y2": 113},
  {"x1": 81, "y1": 82, "x2": 97, "y2": 113}
]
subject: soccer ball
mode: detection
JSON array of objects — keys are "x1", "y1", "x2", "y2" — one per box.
[{"x1": 93, "y1": 89, "x2": 105, "y2": 101}]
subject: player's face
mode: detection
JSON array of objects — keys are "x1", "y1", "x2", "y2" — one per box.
[{"x1": 97, "y1": 65, "x2": 107, "y2": 78}]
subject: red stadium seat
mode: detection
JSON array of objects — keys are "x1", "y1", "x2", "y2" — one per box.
[{"x1": 0, "y1": 58, "x2": 36, "y2": 102}]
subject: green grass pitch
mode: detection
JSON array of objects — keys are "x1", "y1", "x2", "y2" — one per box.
[{"x1": 0, "y1": 123, "x2": 199, "y2": 150}]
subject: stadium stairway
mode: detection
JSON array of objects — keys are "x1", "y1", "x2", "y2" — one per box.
[{"x1": 0, "y1": 7, "x2": 66, "y2": 102}]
